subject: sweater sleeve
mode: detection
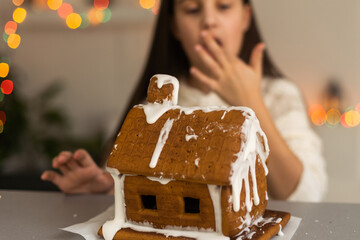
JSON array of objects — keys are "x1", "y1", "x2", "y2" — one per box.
[{"x1": 264, "y1": 79, "x2": 328, "y2": 202}]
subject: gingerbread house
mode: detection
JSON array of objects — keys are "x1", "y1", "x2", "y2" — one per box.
[{"x1": 100, "y1": 75, "x2": 290, "y2": 240}]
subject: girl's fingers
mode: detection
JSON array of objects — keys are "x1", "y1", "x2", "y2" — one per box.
[
  {"x1": 74, "y1": 149, "x2": 94, "y2": 167},
  {"x1": 54, "y1": 151, "x2": 73, "y2": 167},
  {"x1": 195, "y1": 44, "x2": 222, "y2": 78},
  {"x1": 41, "y1": 170, "x2": 63, "y2": 186},
  {"x1": 201, "y1": 31, "x2": 228, "y2": 68},
  {"x1": 250, "y1": 43, "x2": 266, "y2": 75},
  {"x1": 55, "y1": 151, "x2": 81, "y2": 171},
  {"x1": 190, "y1": 67, "x2": 219, "y2": 91}
]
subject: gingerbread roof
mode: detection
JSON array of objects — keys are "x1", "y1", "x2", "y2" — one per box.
[{"x1": 107, "y1": 75, "x2": 269, "y2": 186}]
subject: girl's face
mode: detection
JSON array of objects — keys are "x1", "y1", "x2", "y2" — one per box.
[{"x1": 172, "y1": 0, "x2": 251, "y2": 74}]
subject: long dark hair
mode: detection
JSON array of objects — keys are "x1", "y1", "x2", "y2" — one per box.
[{"x1": 102, "y1": 0, "x2": 283, "y2": 162}]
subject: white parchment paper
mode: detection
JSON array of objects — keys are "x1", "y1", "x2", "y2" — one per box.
[{"x1": 62, "y1": 205, "x2": 301, "y2": 240}]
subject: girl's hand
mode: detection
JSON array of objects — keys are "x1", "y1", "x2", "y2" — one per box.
[
  {"x1": 190, "y1": 30, "x2": 266, "y2": 107},
  {"x1": 41, "y1": 149, "x2": 114, "y2": 194}
]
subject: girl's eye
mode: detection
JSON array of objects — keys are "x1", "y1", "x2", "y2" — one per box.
[
  {"x1": 185, "y1": 7, "x2": 200, "y2": 14},
  {"x1": 218, "y1": 3, "x2": 231, "y2": 10}
]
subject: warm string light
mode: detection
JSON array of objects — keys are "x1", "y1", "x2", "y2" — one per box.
[
  {"x1": 2, "y1": 3, "x2": 27, "y2": 50},
  {"x1": 46, "y1": 0, "x2": 112, "y2": 29},
  {"x1": 0, "y1": 1, "x2": 24, "y2": 134},
  {"x1": 309, "y1": 104, "x2": 360, "y2": 128},
  {"x1": 0, "y1": 60, "x2": 12, "y2": 134},
  {"x1": 139, "y1": 0, "x2": 161, "y2": 15}
]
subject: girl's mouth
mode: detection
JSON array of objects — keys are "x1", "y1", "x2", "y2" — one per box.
[{"x1": 214, "y1": 38, "x2": 222, "y2": 47}]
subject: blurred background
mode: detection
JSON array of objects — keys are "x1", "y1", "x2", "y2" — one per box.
[{"x1": 0, "y1": 0, "x2": 359, "y2": 203}]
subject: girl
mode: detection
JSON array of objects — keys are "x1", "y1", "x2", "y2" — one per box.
[{"x1": 41, "y1": 0, "x2": 327, "y2": 201}]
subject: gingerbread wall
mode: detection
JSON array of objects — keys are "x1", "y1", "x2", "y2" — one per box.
[{"x1": 124, "y1": 176, "x2": 216, "y2": 230}]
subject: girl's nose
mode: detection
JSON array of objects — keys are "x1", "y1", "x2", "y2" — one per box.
[{"x1": 201, "y1": 6, "x2": 218, "y2": 29}]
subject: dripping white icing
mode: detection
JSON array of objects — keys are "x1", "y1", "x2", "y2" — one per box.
[
  {"x1": 278, "y1": 225, "x2": 284, "y2": 236},
  {"x1": 230, "y1": 110, "x2": 269, "y2": 212},
  {"x1": 103, "y1": 168, "x2": 125, "y2": 240},
  {"x1": 208, "y1": 185, "x2": 223, "y2": 234},
  {"x1": 149, "y1": 118, "x2": 174, "y2": 168},
  {"x1": 146, "y1": 176, "x2": 173, "y2": 185}
]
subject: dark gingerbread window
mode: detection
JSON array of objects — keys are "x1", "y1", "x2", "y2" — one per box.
[
  {"x1": 184, "y1": 197, "x2": 200, "y2": 213},
  {"x1": 141, "y1": 195, "x2": 157, "y2": 210}
]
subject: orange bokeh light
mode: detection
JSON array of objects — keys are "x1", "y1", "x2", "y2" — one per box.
[
  {"x1": 88, "y1": 8, "x2": 101, "y2": 25},
  {"x1": 12, "y1": 0, "x2": 24, "y2": 7},
  {"x1": 4, "y1": 21, "x2": 18, "y2": 35},
  {"x1": 308, "y1": 104, "x2": 324, "y2": 117},
  {"x1": 311, "y1": 108, "x2": 326, "y2": 126},
  {"x1": 66, "y1": 13, "x2": 82, "y2": 29},
  {"x1": 48, "y1": 0, "x2": 63, "y2": 11},
  {"x1": 0, "y1": 63, "x2": 10, "y2": 78},
  {"x1": 139, "y1": 0, "x2": 155, "y2": 9},
  {"x1": 0, "y1": 120, "x2": 4, "y2": 134},
  {"x1": 58, "y1": 3, "x2": 73, "y2": 19},
  {"x1": 1, "y1": 80, "x2": 14, "y2": 95},
  {"x1": 13, "y1": 7, "x2": 27, "y2": 23},
  {"x1": 7, "y1": 34, "x2": 21, "y2": 49}
]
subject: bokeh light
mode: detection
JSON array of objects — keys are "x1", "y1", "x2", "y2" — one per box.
[
  {"x1": 0, "y1": 92, "x2": 4, "y2": 102},
  {"x1": 13, "y1": 7, "x2": 27, "y2": 23},
  {"x1": 340, "y1": 113, "x2": 350, "y2": 128},
  {"x1": 3, "y1": 32, "x2": 9, "y2": 43},
  {"x1": 66, "y1": 13, "x2": 82, "y2": 29},
  {"x1": 94, "y1": 0, "x2": 109, "y2": 11},
  {"x1": 101, "y1": 8, "x2": 112, "y2": 23},
  {"x1": 355, "y1": 103, "x2": 360, "y2": 112},
  {"x1": 326, "y1": 108, "x2": 341, "y2": 127},
  {"x1": 88, "y1": 8, "x2": 101, "y2": 25},
  {"x1": 152, "y1": 0, "x2": 161, "y2": 15},
  {"x1": 308, "y1": 104, "x2": 324, "y2": 117},
  {"x1": 4, "y1": 21, "x2": 18, "y2": 35},
  {"x1": 47, "y1": 0, "x2": 63, "y2": 11},
  {"x1": 139, "y1": 0, "x2": 156, "y2": 9},
  {"x1": 0, "y1": 120, "x2": 4, "y2": 134},
  {"x1": 12, "y1": 0, "x2": 24, "y2": 7},
  {"x1": 0, "y1": 63, "x2": 10, "y2": 78},
  {"x1": 310, "y1": 107, "x2": 326, "y2": 126},
  {"x1": 1, "y1": 80, "x2": 14, "y2": 95},
  {"x1": 58, "y1": 3, "x2": 73, "y2": 19},
  {"x1": 345, "y1": 110, "x2": 360, "y2": 127},
  {"x1": 0, "y1": 111, "x2": 6, "y2": 125},
  {"x1": 79, "y1": 13, "x2": 90, "y2": 29},
  {"x1": 7, "y1": 34, "x2": 21, "y2": 49}
]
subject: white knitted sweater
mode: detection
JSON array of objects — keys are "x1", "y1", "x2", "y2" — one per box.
[{"x1": 178, "y1": 78, "x2": 328, "y2": 202}]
